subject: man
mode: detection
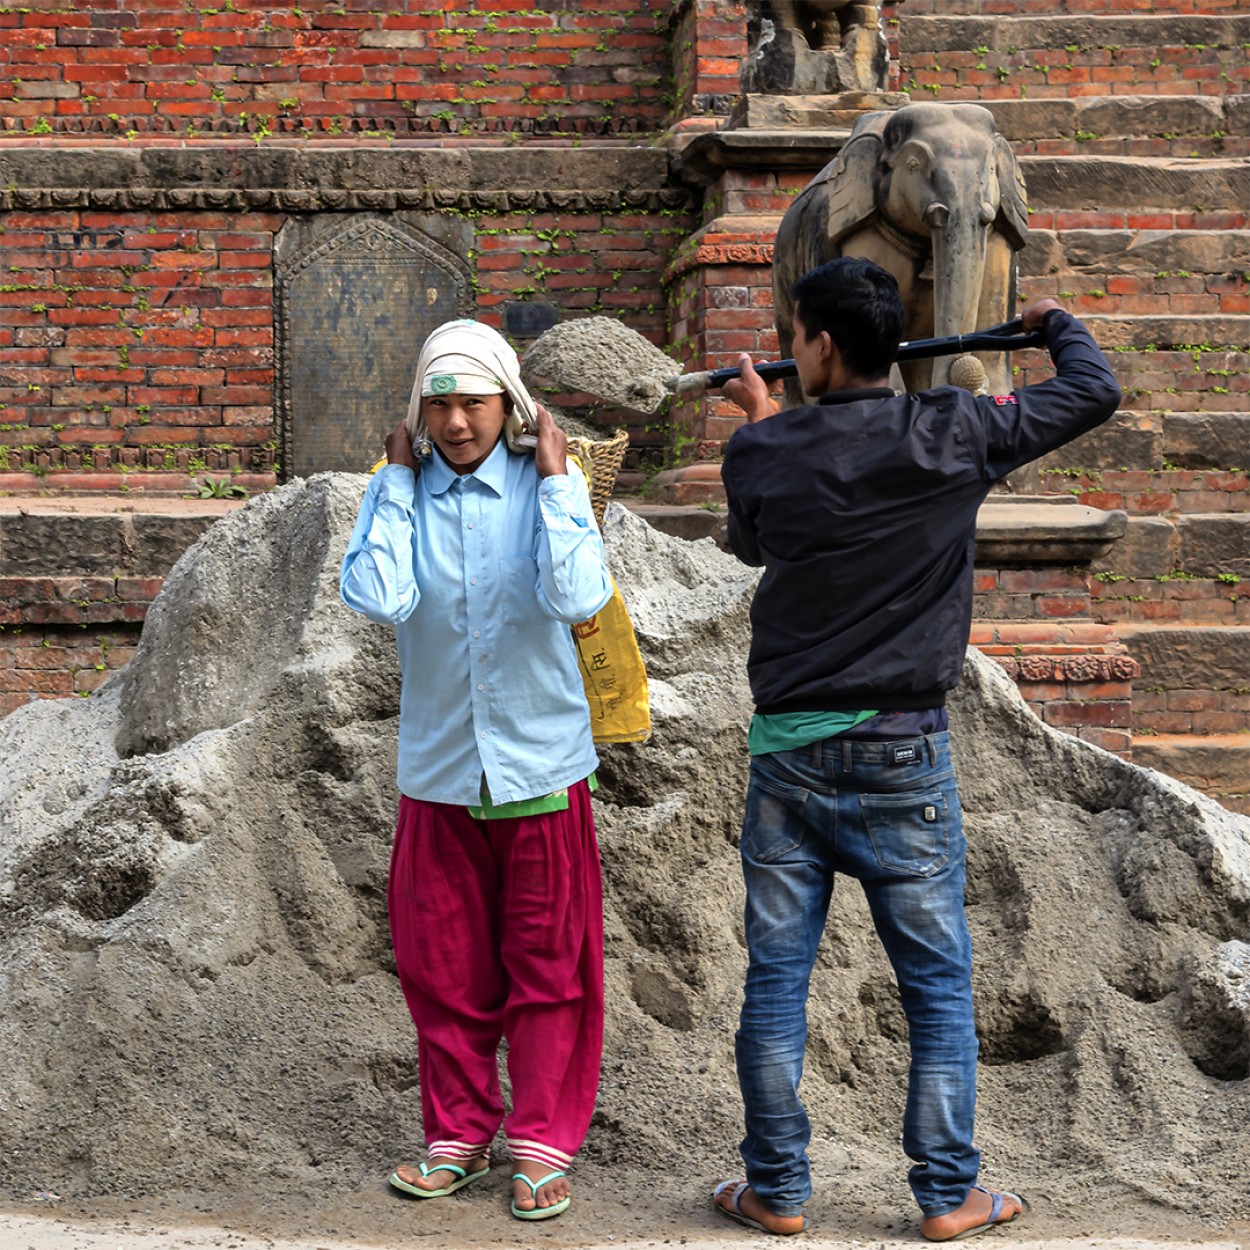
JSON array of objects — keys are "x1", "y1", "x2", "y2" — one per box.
[{"x1": 712, "y1": 258, "x2": 1122, "y2": 1239}]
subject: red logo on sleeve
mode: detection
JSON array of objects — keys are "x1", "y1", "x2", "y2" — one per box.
[{"x1": 991, "y1": 394, "x2": 1019, "y2": 406}]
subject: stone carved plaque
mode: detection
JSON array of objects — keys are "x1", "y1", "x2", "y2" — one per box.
[{"x1": 275, "y1": 214, "x2": 475, "y2": 479}]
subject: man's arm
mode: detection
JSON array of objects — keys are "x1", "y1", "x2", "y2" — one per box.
[
  {"x1": 718, "y1": 353, "x2": 781, "y2": 566},
  {"x1": 980, "y1": 299, "x2": 1124, "y2": 481}
]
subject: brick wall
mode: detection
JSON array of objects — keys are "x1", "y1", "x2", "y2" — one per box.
[
  {"x1": 0, "y1": 625, "x2": 136, "y2": 716},
  {"x1": 0, "y1": 585, "x2": 143, "y2": 718},
  {"x1": 0, "y1": 208, "x2": 282, "y2": 484},
  {"x1": 900, "y1": 31, "x2": 1248, "y2": 102},
  {"x1": 0, "y1": 0, "x2": 671, "y2": 139}
]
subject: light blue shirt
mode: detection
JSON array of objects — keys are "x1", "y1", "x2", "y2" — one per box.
[{"x1": 340, "y1": 440, "x2": 613, "y2": 806}]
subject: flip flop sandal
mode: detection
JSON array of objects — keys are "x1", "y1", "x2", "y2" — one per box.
[
  {"x1": 511, "y1": 1169, "x2": 571, "y2": 1221},
  {"x1": 388, "y1": 1160, "x2": 489, "y2": 1199},
  {"x1": 923, "y1": 1185, "x2": 1027, "y2": 1241},
  {"x1": 713, "y1": 1180, "x2": 806, "y2": 1236}
]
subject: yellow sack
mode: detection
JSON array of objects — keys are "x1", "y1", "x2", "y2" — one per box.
[
  {"x1": 566, "y1": 448, "x2": 650, "y2": 745},
  {"x1": 573, "y1": 576, "x2": 651, "y2": 744}
]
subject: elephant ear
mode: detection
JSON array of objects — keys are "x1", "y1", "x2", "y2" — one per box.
[
  {"x1": 993, "y1": 133, "x2": 1029, "y2": 251},
  {"x1": 819, "y1": 110, "x2": 888, "y2": 247}
]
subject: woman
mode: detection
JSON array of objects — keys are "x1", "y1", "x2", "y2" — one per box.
[{"x1": 340, "y1": 320, "x2": 613, "y2": 1220}]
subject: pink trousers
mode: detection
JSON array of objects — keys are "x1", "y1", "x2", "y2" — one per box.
[{"x1": 388, "y1": 780, "x2": 604, "y2": 1173}]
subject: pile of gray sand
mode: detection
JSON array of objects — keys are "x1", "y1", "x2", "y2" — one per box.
[
  {"x1": 521, "y1": 315, "x2": 680, "y2": 414},
  {"x1": 0, "y1": 474, "x2": 1247, "y2": 1240}
]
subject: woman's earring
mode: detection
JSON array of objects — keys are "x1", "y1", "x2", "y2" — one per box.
[{"x1": 412, "y1": 436, "x2": 433, "y2": 460}]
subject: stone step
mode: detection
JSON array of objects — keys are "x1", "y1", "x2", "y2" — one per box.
[
  {"x1": 1019, "y1": 155, "x2": 1249, "y2": 214},
  {"x1": 1019, "y1": 228, "x2": 1250, "y2": 320},
  {"x1": 1116, "y1": 622, "x2": 1250, "y2": 701},
  {"x1": 618, "y1": 500, "x2": 726, "y2": 544},
  {"x1": 1023, "y1": 228, "x2": 1250, "y2": 279},
  {"x1": 899, "y1": 14, "x2": 1250, "y2": 100},
  {"x1": 1041, "y1": 413, "x2": 1250, "y2": 474},
  {"x1": 1090, "y1": 512, "x2": 1250, "y2": 579},
  {"x1": 1130, "y1": 733, "x2": 1250, "y2": 815},
  {"x1": 0, "y1": 496, "x2": 241, "y2": 577},
  {"x1": 901, "y1": 12, "x2": 1250, "y2": 53},
  {"x1": 904, "y1": 0, "x2": 1241, "y2": 13},
  {"x1": 1049, "y1": 314, "x2": 1250, "y2": 350},
  {"x1": 981, "y1": 98, "x2": 1250, "y2": 158},
  {"x1": 1020, "y1": 233, "x2": 1250, "y2": 320}
]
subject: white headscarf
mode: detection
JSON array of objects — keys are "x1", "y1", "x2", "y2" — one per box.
[{"x1": 404, "y1": 320, "x2": 539, "y2": 456}]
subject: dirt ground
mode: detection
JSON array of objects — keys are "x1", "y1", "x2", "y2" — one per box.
[{"x1": 1, "y1": 1175, "x2": 1247, "y2": 1250}]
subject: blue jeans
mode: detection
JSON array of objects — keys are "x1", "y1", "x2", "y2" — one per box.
[{"x1": 736, "y1": 732, "x2": 979, "y2": 1218}]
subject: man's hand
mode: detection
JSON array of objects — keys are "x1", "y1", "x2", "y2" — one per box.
[
  {"x1": 533, "y1": 403, "x2": 568, "y2": 478},
  {"x1": 1022, "y1": 298, "x2": 1063, "y2": 335},
  {"x1": 385, "y1": 421, "x2": 418, "y2": 471},
  {"x1": 722, "y1": 354, "x2": 781, "y2": 424}
]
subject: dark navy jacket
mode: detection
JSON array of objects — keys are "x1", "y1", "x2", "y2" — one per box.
[{"x1": 721, "y1": 310, "x2": 1123, "y2": 714}]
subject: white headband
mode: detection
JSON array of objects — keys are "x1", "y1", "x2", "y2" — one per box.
[
  {"x1": 420, "y1": 353, "x2": 505, "y2": 398},
  {"x1": 405, "y1": 320, "x2": 538, "y2": 444}
]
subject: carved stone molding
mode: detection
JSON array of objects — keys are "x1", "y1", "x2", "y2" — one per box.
[
  {"x1": 665, "y1": 240, "x2": 775, "y2": 283},
  {"x1": 0, "y1": 146, "x2": 686, "y2": 215},
  {"x1": 0, "y1": 114, "x2": 659, "y2": 139},
  {"x1": 0, "y1": 185, "x2": 693, "y2": 215},
  {"x1": 994, "y1": 655, "x2": 1142, "y2": 684},
  {"x1": 0, "y1": 444, "x2": 276, "y2": 475}
]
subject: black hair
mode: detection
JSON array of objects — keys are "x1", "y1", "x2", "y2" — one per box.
[{"x1": 790, "y1": 257, "x2": 904, "y2": 380}]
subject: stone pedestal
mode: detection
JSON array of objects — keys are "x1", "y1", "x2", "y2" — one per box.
[{"x1": 662, "y1": 91, "x2": 906, "y2": 504}]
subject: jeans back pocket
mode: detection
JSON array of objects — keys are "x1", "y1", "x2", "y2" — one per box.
[
  {"x1": 860, "y1": 788, "x2": 950, "y2": 877},
  {"x1": 742, "y1": 763, "x2": 811, "y2": 864}
]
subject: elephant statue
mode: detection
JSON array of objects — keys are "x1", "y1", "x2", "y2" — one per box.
[{"x1": 772, "y1": 102, "x2": 1029, "y2": 401}]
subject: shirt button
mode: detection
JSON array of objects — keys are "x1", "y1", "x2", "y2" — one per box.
[
  {"x1": 479, "y1": 732, "x2": 487, "y2": 740},
  {"x1": 473, "y1": 630, "x2": 481, "y2": 638},
  {"x1": 470, "y1": 576, "x2": 477, "y2": 585},
  {"x1": 467, "y1": 522, "x2": 474, "y2": 530},
  {"x1": 476, "y1": 683, "x2": 484, "y2": 691}
]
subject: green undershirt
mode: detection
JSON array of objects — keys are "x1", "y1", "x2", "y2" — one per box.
[
  {"x1": 467, "y1": 772, "x2": 599, "y2": 821},
  {"x1": 747, "y1": 710, "x2": 879, "y2": 756}
]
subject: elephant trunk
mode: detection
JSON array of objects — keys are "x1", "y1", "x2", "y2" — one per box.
[{"x1": 927, "y1": 204, "x2": 990, "y2": 388}]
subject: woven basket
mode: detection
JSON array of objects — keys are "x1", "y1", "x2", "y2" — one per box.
[{"x1": 567, "y1": 428, "x2": 629, "y2": 531}]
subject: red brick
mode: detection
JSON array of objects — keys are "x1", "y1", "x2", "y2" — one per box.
[
  {"x1": 1081, "y1": 728, "x2": 1132, "y2": 756},
  {"x1": 1045, "y1": 701, "x2": 1131, "y2": 728}
]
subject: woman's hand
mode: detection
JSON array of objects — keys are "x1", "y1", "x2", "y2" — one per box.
[
  {"x1": 533, "y1": 404, "x2": 568, "y2": 478},
  {"x1": 385, "y1": 422, "x2": 418, "y2": 471}
]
